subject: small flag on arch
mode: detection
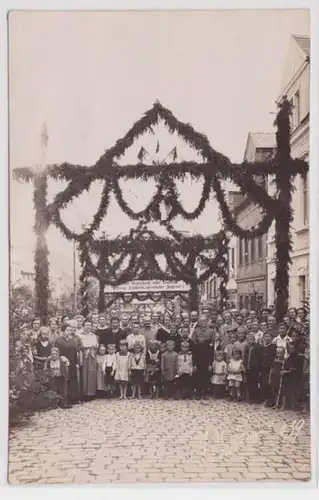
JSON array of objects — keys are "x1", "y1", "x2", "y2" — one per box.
[
  {"x1": 155, "y1": 140, "x2": 160, "y2": 154},
  {"x1": 137, "y1": 146, "x2": 147, "y2": 161},
  {"x1": 171, "y1": 146, "x2": 177, "y2": 161}
]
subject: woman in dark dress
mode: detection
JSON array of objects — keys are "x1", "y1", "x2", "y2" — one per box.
[
  {"x1": 281, "y1": 342, "x2": 302, "y2": 410},
  {"x1": 55, "y1": 324, "x2": 82, "y2": 405},
  {"x1": 156, "y1": 315, "x2": 173, "y2": 344},
  {"x1": 260, "y1": 331, "x2": 277, "y2": 402}
]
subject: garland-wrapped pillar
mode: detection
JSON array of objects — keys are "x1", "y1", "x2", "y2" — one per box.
[
  {"x1": 218, "y1": 262, "x2": 229, "y2": 312},
  {"x1": 98, "y1": 281, "x2": 105, "y2": 313},
  {"x1": 34, "y1": 173, "x2": 50, "y2": 325},
  {"x1": 79, "y1": 243, "x2": 90, "y2": 317},
  {"x1": 274, "y1": 96, "x2": 293, "y2": 321},
  {"x1": 189, "y1": 281, "x2": 199, "y2": 312},
  {"x1": 218, "y1": 232, "x2": 229, "y2": 312}
]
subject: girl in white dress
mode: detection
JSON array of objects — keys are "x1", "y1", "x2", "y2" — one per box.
[
  {"x1": 114, "y1": 340, "x2": 130, "y2": 399},
  {"x1": 227, "y1": 349, "x2": 245, "y2": 401},
  {"x1": 211, "y1": 350, "x2": 228, "y2": 398}
]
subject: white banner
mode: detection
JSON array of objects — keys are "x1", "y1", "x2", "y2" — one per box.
[{"x1": 104, "y1": 280, "x2": 190, "y2": 293}]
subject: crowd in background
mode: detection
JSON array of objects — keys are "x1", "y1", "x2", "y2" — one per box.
[{"x1": 11, "y1": 303, "x2": 310, "y2": 412}]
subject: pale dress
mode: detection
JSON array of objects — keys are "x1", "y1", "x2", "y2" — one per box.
[
  {"x1": 79, "y1": 332, "x2": 99, "y2": 396},
  {"x1": 211, "y1": 360, "x2": 228, "y2": 385},
  {"x1": 96, "y1": 353, "x2": 107, "y2": 391},
  {"x1": 227, "y1": 359, "x2": 244, "y2": 382},
  {"x1": 114, "y1": 352, "x2": 130, "y2": 382}
]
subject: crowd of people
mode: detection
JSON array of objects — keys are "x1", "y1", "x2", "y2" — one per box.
[{"x1": 12, "y1": 303, "x2": 310, "y2": 412}]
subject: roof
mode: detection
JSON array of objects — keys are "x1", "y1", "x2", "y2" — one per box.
[
  {"x1": 292, "y1": 35, "x2": 310, "y2": 57},
  {"x1": 243, "y1": 132, "x2": 276, "y2": 161},
  {"x1": 249, "y1": 132, "x2": 276, "y2": 149},
  {"x1": 277, "y1": 34, "x2": 310, "y2": 100}
]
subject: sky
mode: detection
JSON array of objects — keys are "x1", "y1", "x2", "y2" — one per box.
[{"x1": 8, "y1": 9, "x2": 310, "y2": 289}]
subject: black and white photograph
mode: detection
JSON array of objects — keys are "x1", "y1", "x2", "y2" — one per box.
[{"x1": 7, "y1": 7, "x2": 316, "y2": 486}]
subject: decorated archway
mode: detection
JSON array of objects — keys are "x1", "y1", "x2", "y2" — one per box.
[{"x1": 13, "y1": 98, "x2": 308, "y2": 323}]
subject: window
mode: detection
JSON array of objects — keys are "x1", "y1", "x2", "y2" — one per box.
[
  {"x1": 258, "y1": 295, "x2": 264, "y2": 307},
  {"x1": 209, "y1": 280, "x2": 213, "y2": 299},
  {"x1": 213, "y1": 278, "x2": 217, "y2": 299},
  {"x1": 257, "y1": 236, "x2": 263, "y2": 259},
  {"x1": 302, "y1": 174, "x2": 309, "y2": 226},
  {"x1": 244, "y1": 239, "x2": 249, "y2": 265},
  {"x1": 239, "y1": 295, "x2": 244, "y2": 310},
  {"x1": 251, "y1": 238, "x2": 255, "y2": 262},
  {"x1": 238, "y1": 237, "x2": 243, "y2": 265},
  {"x1": 231, "y1": 248, "x2": 235, "y2": 269},
  {"x1": 299, "y1": 275, "x2": 306, "y2": 303},
  {"x1": 244, "y1": 295, "x2": 249, "y2": 309}
]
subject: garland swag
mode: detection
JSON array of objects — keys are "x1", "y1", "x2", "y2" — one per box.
[
  {"x1": 14, "y1": 101, "x2": 307, "y2": 244},
  {"x1": 14, "y1": 99, "x2": 308, "y2": 318}
]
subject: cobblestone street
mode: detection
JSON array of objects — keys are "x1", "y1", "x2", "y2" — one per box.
[{"x1": 8, "y1": 399, "x2": 311, "y2": 485}]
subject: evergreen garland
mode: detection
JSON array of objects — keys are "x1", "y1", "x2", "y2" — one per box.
[
  {"x1": 13, "y1": 100, "x2": 309, "y2": 318},
  {"x1": 78, "y1": 241, "x2": 90, "y2": 317},
  {"x1": 274, "y1": 96, "x2": 294, "y2": 321},
  {"x1": 212, "y1": 176, "x2": 274, "y2": 239}
]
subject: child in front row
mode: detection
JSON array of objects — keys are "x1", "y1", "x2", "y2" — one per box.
[
  {"x1": 105, "y1": 344, "x2": 116, "y2": 398},
  {"x1": 266, "y1": 346, "x2": 285, "y2": 408},
  {"x1": 129, "y1": 341, "x2": 146, "y2": 399},
  {"x1": 227, "y1": 349, "x2": 245, "y2": 401},
  {"x1": 211, "y1": 350, "x2": 228, "y2": 398},
  {"x1": 161, "y1": 340, "x2": 178, "y2": 399},
  {"x1": 44, "y1": 347, "x2": 70, "y2": 408},
  {"x1": 145, "y1": 340, "x2": 161, "y2": 398},
  {"x1": 176, "y1": 341, "x2": 193, "y2": 399},
  {"x1": 114, "y1": 340, "x2": 130, "y2": 400}
]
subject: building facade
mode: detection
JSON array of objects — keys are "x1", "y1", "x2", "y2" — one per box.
[
  {"x1": 198, "y1": 237, "x2": 237, "y2": 309},
  {"x1": 235, "y1": 133, "x2": 276, "y2": 311},
  {"x1": 267, "y1": 35, "x2": 310, "y2": 307}
]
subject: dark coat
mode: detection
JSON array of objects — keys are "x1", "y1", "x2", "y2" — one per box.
[
  {"x1": 97, "y1": 328, "x2": 127, "y2": 350},
  {"x1": 244, "y1": 343, "x2": 262, "y2": 371},
  {"x1": 260, "y1": 343, "x2": 277, "y2": 370},
  {"x1": 156, "y1": 326, "x2": 172, "y2": 344}
]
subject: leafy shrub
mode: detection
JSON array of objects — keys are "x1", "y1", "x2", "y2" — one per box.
[{"x1": 9, "y1": 337, "x2": 60, "y2": 425}]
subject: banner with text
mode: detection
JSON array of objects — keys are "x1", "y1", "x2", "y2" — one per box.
[{"x1": 104, "y1": 280, "x2": 190, "y2": 294}]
